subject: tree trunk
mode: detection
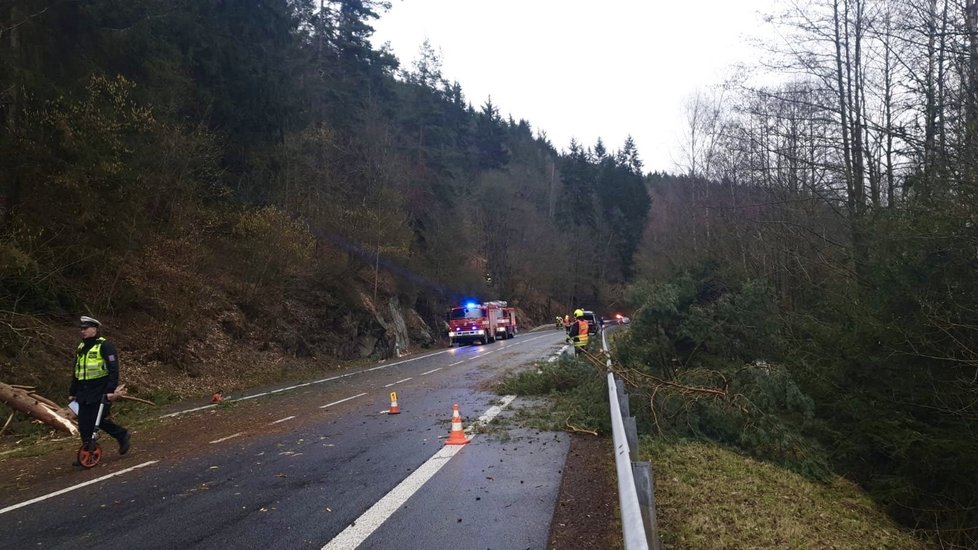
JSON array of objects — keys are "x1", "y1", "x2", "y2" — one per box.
[
  {"x1": 966, "y1": 1, "x2": 978, "y2": 161},
  {"x1": 0, "y1": 383, "x2": 78, "y2": 435},
  {"x1": 833, "y1": 0, "x2": 856, "y2": 206}
]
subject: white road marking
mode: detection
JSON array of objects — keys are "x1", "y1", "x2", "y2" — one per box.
[
  {"x1": 209, "y1": 432, "x2": 244, "y2": 444},
  {"x1": 420, "y1": 368, "x2": 442, "y2": 375},
  {"x1": 160, "y1": 348, "x2": 457, "y2": 419},
  {"x1": 548, "y1": 345, "x2": 570, "y2": 362},
  {"x1": 364, "y1": 349, "x2": 452, "y2": 373},
  {"x1": 159, "y1": 403, "x2": 217, "y2": 418},
  {"x1": 384, "y1": 377, "x2": 412, "y2": 387},
  {"x1": 321, "y1": 397, "x2": 516, "y2": 550},
  {"x1": 0, "y1": 461, "x2": 159, "y2": 515},
  {"x1": 270, "y1": 416, "x2": 296, "y2": 425},
  {"x1": 319, "y1": 392, "x2": 367, "y2": 409},
  {"x1": 472, "y1": 395, "x2": 516, "y2": 429},
  {"x1": 161, "y1": 333, "x2": 555, "y2": 419}
]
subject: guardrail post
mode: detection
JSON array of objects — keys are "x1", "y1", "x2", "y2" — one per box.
[
  {"x1": 631, "y1": 462, "x2": 661, "y2": 550},
  {"x1": 623, "y1": 415, "x2": 638, "y2": 461},
  {"x1": 615, "y1": 378, "x2": 630, "y2": 418}
]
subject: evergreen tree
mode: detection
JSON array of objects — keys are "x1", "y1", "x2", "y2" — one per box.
[{"x1": 474, "y1": 97, "x2": 510, "y2": 170}]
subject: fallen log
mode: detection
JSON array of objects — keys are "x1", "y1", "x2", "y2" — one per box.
[
  {"x1": 25, "y1": 391, "x2": 62, "y2": 411},
  {"x1": 0, "y1": 382, "x2": 78, "y2": 436}
]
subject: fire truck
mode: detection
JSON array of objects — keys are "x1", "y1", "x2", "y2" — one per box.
[{"x1": 447, "y1": 301, "x2": 517, "y2": 346}]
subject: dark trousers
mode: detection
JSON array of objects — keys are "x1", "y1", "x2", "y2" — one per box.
[{"x1": 77, "y1": 399, "x2": 127, "y2": 445}]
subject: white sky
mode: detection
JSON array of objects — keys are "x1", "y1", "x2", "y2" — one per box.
[{"x1": 370, "y1": 0, "x2": 774, "y2": 173}]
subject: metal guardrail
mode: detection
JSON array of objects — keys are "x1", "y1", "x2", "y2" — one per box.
[
  {"x1": 558, "y1": 326, "x2": 660, "y2": 548},
  {"x1": 601, "y1": 328, "x2": 660, "y2": 550}
]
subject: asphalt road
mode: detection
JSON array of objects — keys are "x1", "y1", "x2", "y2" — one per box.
[{"x1": 0, "y1": 328, "x2": 571, "y2": 549}]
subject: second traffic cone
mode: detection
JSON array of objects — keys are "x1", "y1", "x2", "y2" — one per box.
[
  {"x1": 388, "y1": 391, "x2": 401, "y2": 414},
  {"x1": 445, "y1": 403, "x2": 470, "y2": 445},
  {"x1": 211, "y1": 390, "x2": 223, "y2": 404}
]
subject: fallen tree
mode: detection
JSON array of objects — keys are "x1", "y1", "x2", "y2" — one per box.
[
  {"x1": 0, "y1": 382, "x2": 155, "y2": 437},
  {"x1": 0, "y1": 382, "x2": 78, "y2": 436}
]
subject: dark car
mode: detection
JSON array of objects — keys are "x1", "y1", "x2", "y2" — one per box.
[{"x1": 582, "y1": 310, "x2": 600, "y2": 336}]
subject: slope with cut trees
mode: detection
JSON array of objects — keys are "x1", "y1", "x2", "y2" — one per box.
[{"x1": 0, "y1": 2, "x2": 649, "y2": 434}]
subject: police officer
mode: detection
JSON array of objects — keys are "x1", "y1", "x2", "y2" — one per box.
[
  {"x1": 565, "y1": 309, "x2": 590, "y2": 352},
  {"x1": 69, "y1": 316, "x2": 130, "y2": 459}
]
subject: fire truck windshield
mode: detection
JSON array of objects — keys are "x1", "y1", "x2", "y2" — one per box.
[{"x1": 450, "y1": 307, "x2": 484, "y2": 320}]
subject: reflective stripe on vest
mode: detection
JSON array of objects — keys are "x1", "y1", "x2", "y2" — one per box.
[
  {"x1": 572, "y1": 321, "x2": 589, "y2": 347},
  {"x1": 75, "y1": 338, "x2": 108, "y2": 380}
]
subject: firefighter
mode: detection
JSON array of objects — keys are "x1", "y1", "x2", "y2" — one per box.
[
  {"x1": 563, "y1": 314, "x2": 570, "y2": 328},
  {"x1": 69, "y1": 316, "x2": 130, "y2": 460},
  {"x1": 555, "y1": 316, "x2": 563, "y2": 330},
  {"x1": 565, "y1": 309, "x2": 590, "y2": 352}
]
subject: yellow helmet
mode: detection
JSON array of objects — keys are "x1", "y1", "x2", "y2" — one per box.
[{"x1": 574, "y1": 308, "x2": 585, "y2": 318}]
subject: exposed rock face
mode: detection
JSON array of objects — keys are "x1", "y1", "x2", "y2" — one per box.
[
  {"x1": 404, "y1": 308, "x2": 436, "y2": 347},
  {"x1": 377, "y1": 297, "x2": 435, "y2": 357},
  {"x1": 351, "y1": 296, "x2": 437, "y2": 359}
]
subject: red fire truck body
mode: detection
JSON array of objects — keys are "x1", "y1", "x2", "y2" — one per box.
[{"x1": 448, "y1": 301, "x2": 517, "y2": 346}]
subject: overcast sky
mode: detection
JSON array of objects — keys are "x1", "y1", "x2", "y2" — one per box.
[{"x1": 370, "y1": 0, "x2": 774, "y2": 173}]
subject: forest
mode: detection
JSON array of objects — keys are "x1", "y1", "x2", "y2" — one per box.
[
  {"x1": 0, "y1": 1, "x2": 647, "y2": 389},
  {"x1": 617, "y1": 0, "x2": 977, "y2": 546},
  {"x1": 1, "y1": 0, "x2": 976, "y2": 547}
]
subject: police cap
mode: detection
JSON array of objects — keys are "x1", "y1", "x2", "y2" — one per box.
[{"x1": 79, "y1": 316, "x2": 101, "y2": 328}]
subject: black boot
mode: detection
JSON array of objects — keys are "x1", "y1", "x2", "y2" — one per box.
[{"x1": 118, "y1": 432, "x2": 131, "y2": 455}]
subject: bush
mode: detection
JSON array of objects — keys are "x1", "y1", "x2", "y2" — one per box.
[
  {"x1": 495, "y1": 357, "x2": 611, "y2": 435},
  {"x1": 617, "y1": 270, "x2": 830, "y2": 479}
]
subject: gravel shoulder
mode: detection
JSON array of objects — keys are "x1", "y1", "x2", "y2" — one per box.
[{"x1": 548, "y1": 434, "x2": 620, "y2": 549}]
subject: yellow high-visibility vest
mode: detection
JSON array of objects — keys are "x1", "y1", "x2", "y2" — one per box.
[
  {"x1": 75, "y1": 338, "x2": 109, "y2": 380},
  {"x1": 572, "y1": 321, "x2": 589, "y2": 348}
]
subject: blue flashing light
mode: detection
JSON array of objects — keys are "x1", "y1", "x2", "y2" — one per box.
[{"x1": 464, "y1": 302, "x2": 479, "y2": 309}]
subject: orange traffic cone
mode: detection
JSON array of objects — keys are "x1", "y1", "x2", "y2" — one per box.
[
  {"x1": 211, "y1": 391, "x2": 223, "y2": 404},
  {"x1": 388, "y1": 391, "x2": 401, "y2": 415},
  {"x1": 445, "y1": 403, "x2": 470, "y2": 445}
]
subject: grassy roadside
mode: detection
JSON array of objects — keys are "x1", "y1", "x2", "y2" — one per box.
[
  {"x1": 494, "y1": 357, "x2": 925, "y2": 550},
  {"x1": 647, "y1": 438, "x2": 924, "y2": 549}
]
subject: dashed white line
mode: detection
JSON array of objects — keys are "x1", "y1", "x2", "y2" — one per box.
[
  {"x1": 160, "y1": 403, "x2": 217, "y2": 418},
  {"x1": 420, "y1": 368, "x2": 442, "y2": 375},
  {"x1": 160, "y1": 347, "x2": 458, "y2": 419},
  {"x1": 209, "y1": 432, "x2": 244, "y2": 444},
  {"x1": 0, "y1": 461, "x2": 159, "y2": 515},
  {"x1": 468, "y1": 395, "x2": 516, "y2": 431},
  {"x1": 322, "y1": 397, "x2": 516, "y2": 549},
  {"x1": 365, "y1": 350, "x2": 452, "y2": 373},
  {"x1": 319, "y1": 392, "x2": 367, "y2": 409},
  {"x1": 270, "y1": 416, "x2": 296, "y2": 425},
  {"x1": 160, "y1": 332, "x2": 556, "y2": 420},
  {"x1": 384, "y1": 377, "x2": 412, "y2": 387},
  {"x1": 548, "y1": 345, "x2": 570, "y2": 362}
]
